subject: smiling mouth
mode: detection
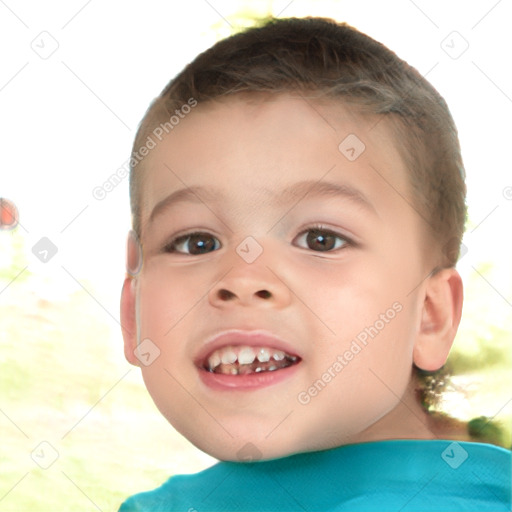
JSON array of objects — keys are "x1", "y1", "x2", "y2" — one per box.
[{"x1": 203, "y1": 345, "x2": 300, "y2": 375}]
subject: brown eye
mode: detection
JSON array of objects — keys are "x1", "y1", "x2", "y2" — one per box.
[
  {"x1": 295, "y1": 228, "x2": 347, "y2": 252},
  {"x1": 166, "y1": 232, "x2": 220, "y2": 255}
]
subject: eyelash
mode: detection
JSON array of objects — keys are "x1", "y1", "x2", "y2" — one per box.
[{"x1": 163, "y1": 224, "x2": 352, "y2": 255}]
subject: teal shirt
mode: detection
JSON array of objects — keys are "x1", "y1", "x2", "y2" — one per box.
[{"x1": 119, "y1": 440, "x2": 511, "y2": 511}]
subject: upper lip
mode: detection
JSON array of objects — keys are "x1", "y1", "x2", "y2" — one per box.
[{"x1": 194, "y1": 329, "x2": 302, "y2": 368}]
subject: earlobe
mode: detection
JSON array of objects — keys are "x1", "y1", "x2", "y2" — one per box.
[
  {"x1": 120, "y1": 276, "x2": 141, "y2": 367},
  {"x1": 413, "y1": 268, "x2": 463, "y2": 371}
]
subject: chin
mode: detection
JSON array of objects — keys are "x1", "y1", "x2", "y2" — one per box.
[{"x1": 185, "y1": 425, "x2": 306, "y2": 463}]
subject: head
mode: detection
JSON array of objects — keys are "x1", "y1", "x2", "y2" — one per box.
[{"x1": 121, "y1": 17, "x2": 466, "y2": 461}]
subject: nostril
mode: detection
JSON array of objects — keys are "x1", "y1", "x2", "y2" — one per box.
[
  {"x1": 218, "y1": 289, "x2": 236, "y2": 301},
  {"x1": 255, "y1": 290, "x2": 271, "y2": 299}
]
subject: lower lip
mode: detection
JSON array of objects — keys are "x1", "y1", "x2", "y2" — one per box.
[{"x1": 197, "y1": 363, "x2": 300, "y2": 391}]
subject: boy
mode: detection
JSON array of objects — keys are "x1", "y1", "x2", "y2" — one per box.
[{"x1": 119, "y1": 17, "x2": 511, "y2": 511}]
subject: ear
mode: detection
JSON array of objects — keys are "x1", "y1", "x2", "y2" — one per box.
[
  {"x1": 121, "y1": 276, "x2": 140, "y2": 366},
  {"x1": 413, "y1": 268, "x2": 463, "y2": 371},
  {"x1": 120, "y1": 231, "x2": 143, "y2": 367}
]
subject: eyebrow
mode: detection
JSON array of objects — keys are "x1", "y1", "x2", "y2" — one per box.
[
  {"x1": 149, "y1": 186, "x2": 220, "y2": 224},
  {"x1": 149, "y1": 179, "x2": 375, "y2": 224},
  {"x1": 277, "y1": 180, "x2": 375, "y2": 213}
]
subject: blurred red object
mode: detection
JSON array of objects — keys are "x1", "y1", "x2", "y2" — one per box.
[{"x1": 0, "y1": 198, "x2": 18, "y2": 230}]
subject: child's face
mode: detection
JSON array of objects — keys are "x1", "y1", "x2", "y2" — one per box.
[{"x1": 127, "y1": 95, "x2": 438, "y2": 461}]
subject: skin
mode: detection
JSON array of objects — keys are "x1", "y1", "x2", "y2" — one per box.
[{"x1": 121, "y1": 94, "x2": 463, "y2": 461}]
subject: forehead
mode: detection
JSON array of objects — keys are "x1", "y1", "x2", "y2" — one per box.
[{"x1": 139, "y1": 94, "x2": 411, "y2": 227}]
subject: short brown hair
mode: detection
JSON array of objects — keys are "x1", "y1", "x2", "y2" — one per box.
[{"x1": 130, "y1": 17, "x2": 466, "y2": 267}]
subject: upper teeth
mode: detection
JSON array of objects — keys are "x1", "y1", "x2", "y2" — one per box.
[
  {"x1": 206, "y1": 345, "x2": 295, "y2": 370},
  {"x1": 238, "y1": 347, "x2": 256, "y2": 365},
  {"x1": 221, "y1": 351, "x2": 237, "y2": 365},
  {"x1": 256, "y1": 348, "x2": 271, "y2": 363}
]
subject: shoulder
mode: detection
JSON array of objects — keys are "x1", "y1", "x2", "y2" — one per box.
[
  {"x1": 118, "y1": 461, "x2": 234, "y2": 512},
  {"x1": 359, "y1": 440, "x2": 511, "y2": 511}
]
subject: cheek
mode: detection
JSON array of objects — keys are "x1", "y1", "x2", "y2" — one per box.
[
  {"x1": 135, "y1": 266, "x2": 197, "y2": 397},
  {"x1": 136, "y1": 267, "x2": 199, "y2": 428},
  {"x1": 305, "y1": 304, "x2": 417, "y2": 434},
  {"x1": 137, "y1": 262, "x2": 204, "y2": 339},
  {"x1": 304, "y1": 269, "x2": 418, "y2": 399},
  {"x1": 343, "y1": 299, "x2": 418, "y2": 413}
]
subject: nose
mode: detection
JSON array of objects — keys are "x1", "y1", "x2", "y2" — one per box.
[{"x1": 208, "y1": 259, "x2": 292, "y2": 309}]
